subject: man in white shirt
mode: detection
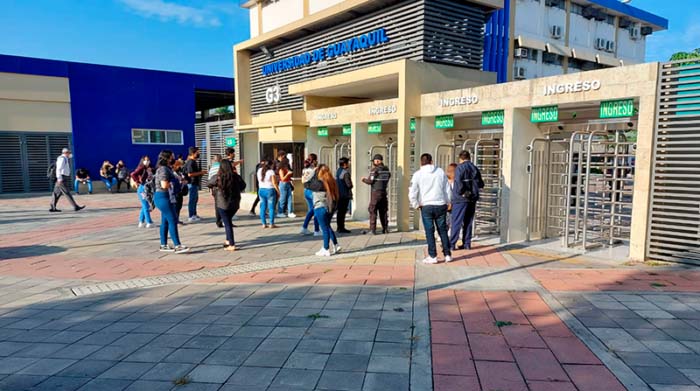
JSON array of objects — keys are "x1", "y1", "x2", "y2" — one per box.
[
  {"x1": 409, "y1": 153, "x2": 452, "y2": 264},
  {"x1": 50, "y1": 148, "x2": 84, "y2": 212}
]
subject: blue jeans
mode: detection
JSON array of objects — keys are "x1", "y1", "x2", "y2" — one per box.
[
  {"x1": 302, "y1": 188, "x2": 319, "y2": 232},
  {"x1": 74, "y1": 179, "x2": 93, "y2": 194},
  {"x1": 449, "y1": 201, "x2": 477, "y2": 249},
  {"x1": 259, "y1": 188, "x2": 276, "y2": 225},
  {"x1": 137, "y1": 184, "x2": 153, "y2": 224},
  {"x1": 155, "y1": 191, "x2": 181, "y2": 246},
  {"x1": 187, "y1": 184, "x2": 199, "y2": 218},
  {"x1": 421, "y1": 205, "x2": 451, "y2": 258},
  {"x1": 278, "y1": 182, "x2": 293, "y2": 214},
  {"x1": 314, "y1": 207, "x2": 337, "y2": 250},
  {"x1": 101, "y1": 177, "x2": 117, "y2": 190}
]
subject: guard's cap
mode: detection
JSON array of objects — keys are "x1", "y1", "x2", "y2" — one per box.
[{"x1": 372, "y1": 154, "x2": 383, "y2": 161}]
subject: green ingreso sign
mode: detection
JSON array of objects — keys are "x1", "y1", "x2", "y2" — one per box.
[
  {"x1": 225, "y1": 137, "x2": 237, "y2": 147},
  {"x1": 410, "y1": 118, "x2": 416, "y2": 132},
  {"x1": 600, "y1": 99, "x2": 634, "y2": 119},
  {"x1": 435, "y1": 115, "x2": 454, "y2": 129},
  {"x1": 531, "y1": 106, "x2": 559, "y2": 123},
  {"x1": 342, "y1": 124, "x2": 351, "y2": 136},
  {"x1": 482, "y1": 110, "x2": 504, "y2": 126},
  {"x1": 317, "y1": 127, "x2": 329, "y2": 137},
  {"x1": 368, "y1": 122, "x2": 382, "y2": 134}
]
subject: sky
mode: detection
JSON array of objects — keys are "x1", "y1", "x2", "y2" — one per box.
[{"x1": 0, "y1": 0, "x2": 695, "y2": 77}]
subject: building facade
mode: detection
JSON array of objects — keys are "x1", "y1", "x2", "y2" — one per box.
[{"x1": 0, "y1": 54, "x2": 233, "y2": 193}]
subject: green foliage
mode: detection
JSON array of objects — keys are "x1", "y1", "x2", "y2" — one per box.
[
  {"x1": 670, "y1": 49, "x2": 700, "y2": 63},
  {"x1": 307, "y1": 313, "x2": 330, "y2": 319},
  {"x1": 494, "y1": 320, "x2": 514, "y2": 328},
  {"x1": 213, "y1": 106, "x2": 232, "y2": 115}
]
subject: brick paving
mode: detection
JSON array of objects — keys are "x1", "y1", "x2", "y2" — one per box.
[{"x1": 530, "y1": 269, "x2": 700, "y2": 292}]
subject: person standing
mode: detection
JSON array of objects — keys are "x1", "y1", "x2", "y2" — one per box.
[
  {"x1": 130, "y1": 156, "x2": 154, "y2": 228},
  {"x1": 100, "y1": 160, "x2": 117, "y2": 193},
  {"x1": 184, "y1": 147, "x2": 206, "y2": 223},
  {"x1": 50, "y1": 148, "x2": 84, "y2": 212},
  {"x1": 409, "y1": 153, "x2": 452, "y2": 264},
  {"x1": 172, "y1": 159, "x2": 188, "y2": 225},
  {"x1": 335, "y1": 157, "x2": 353, "y2": 234},
  {"x1": 274, "y1": 151, "x2": 288, "y2": 218},
  {"x1": 258, "y1": 160, "x2": 280, "y2": 228},
  {"x1": 278, "y1": 159, "x2": 295, "y2": 218},
  {"x1": 449, "y1": 151, "x2": 484, "y2": 251},
  {"x1": 361, "y1": 154, "x2": 391, "y2": 235},
  {"x1": 115, "y1": 160, "x2": 130, "y2": 192},
  {"x1": 249, "y1": 158, "x2": 265, "y2": 216},
  {"x1": 305, "y1": 164, "x2": 340, "y2": 256},
  {"x1": 225, "y1": 147, "x2": 243, "y2": 172},
  {"x1": 300, "y1": 154, "x2": 320, "y2": 236},
  {"x1": 209, "y1": 160, "x2": 245, "y2": 251},
  {"x1": 209, "y1": 154, "x2": 223, "y2": 228},
  {"x1": 74, "y1": 168, "x2": 93, "y2": 195},
  {"x1": 154, "y1": 150, "x2": 189, "y2": 253}
]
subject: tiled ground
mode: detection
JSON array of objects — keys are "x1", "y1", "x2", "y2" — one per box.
[{"x1": 530, "y1": 269, "x2": 700, "y2": 292}]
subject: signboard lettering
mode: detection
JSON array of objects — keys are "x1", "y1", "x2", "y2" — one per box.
[
  {"x1": 368, "y1": 122, "x2": 382, "y2": 134},
  {"x1": 342, "y1": 124, "x2": 351, "y2": 136},
  {"x1": 435, "y1": 115, "x2": 454, "y2": 129},
  {"x1": 600, "y1": 99, "x2": 634, "y2": 119},
  {"x1": 481, "y1": 110, "x2": 504, "y2": 126},
  {"x1": 439, "y1": 95, "x2": 479, "y2": 107},
  {"x1": 225, "y1": 137, "x2": 237, "y2": 147},
  {"x1": 315, "y1": 112, "x2": 337, "y2": 121},
  {"x1": 531, "y1": 106, "x2": 559, "y2": 123},
  {"x1": 317, "y1": 127, "x2": 329, "y2": 137},
  {"x1": 543, "y1": 80, "x2": 601, "y2": 96},
  {"x1": 369, "y1": 104, "x2": 397, "y2": 115}
]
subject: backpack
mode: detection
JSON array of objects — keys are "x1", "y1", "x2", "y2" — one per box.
[
  {"x1": 143, "y1": 174, "x2": 157, "y2": 211},
  {"x1": 47, "y1": 162, "x2": 56, "y2": 179},
  {"x1": 460, "y1": 162, "x2": 485, "y2": 202}
]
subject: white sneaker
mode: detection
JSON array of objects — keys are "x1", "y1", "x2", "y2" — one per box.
[
  {"x1": 276, "y1": 213, "x2": 287, "y2": 218},
  {"x1": 445, "y1": 255, "x2": 454, "y2": 263},
  {"x1": 300, "y1": 228, "x2": 313, "y2": 235},
  {"x1": 188, "y1": 217, "x2": 198, "y2": 223},
  {"x1": 315, "y1": 248, "x2": 331, "y2": 257},
  {"x1": 138, "y1": 222, "x2": 144, "y2": 228},
  {"x1": 194, "y1": 216, "x2": 202, "y2": 221},
  {"x1": 332, "y1": 244, "x2": 342, "y2": 254},
  {"x1": 288, "y1": 213, "x2": 297, "y2": 218},
  {"x1": 421, "y1": 257, "x2": 439, "y2": 264},
  {"x1": 313, "y1": 231, "x2": 323, "y2": 237},
  {"x1": 145, "y1": 223, "x2": 153, "y2": 229}
]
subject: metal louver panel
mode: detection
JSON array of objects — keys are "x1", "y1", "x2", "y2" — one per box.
[
  {"x1": 647, "y1": 61, "x2": 700, "y2": 264},
  {"x1": 195, "y1": 120, "x2": 237, "y2": 172},
  {"x1": 0, "y1": 132, "x2": 72, "y2": 194},
  {"x1": 25, "y1": 135, "x2": 51, "y2": 192},
  {"x1": 0, "y1": 135, "x2": 24, "y2": 193}
]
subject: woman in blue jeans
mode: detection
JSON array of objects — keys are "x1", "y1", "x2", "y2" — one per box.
[
  {"x1": 300, "y1": 154, "x2": 320, "y2": 236},
  {"x1": 257, "y1": 159, "x2": 279, "y2": 228},
  {"x1": 130, "y1": 156, "x2": 154, "y2": 228},
  {"x1": 305, "y1": 164, "x2": 340, "y2": 257},
  {"x1": 154, "y1": 150, "x2": 189, "y2": 253}
]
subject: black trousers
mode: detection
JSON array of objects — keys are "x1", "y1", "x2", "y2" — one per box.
[
  {"x1": 50, "y1": 176, "x2": 78, "y2": 210},
  {"x1": 336, "y1": 197, "x2": 351, "y2": 231},
  {"x1": 116, "y1": 178, "x2": 130, "y2": 192},
  {"x1": 368, "y1": 191, "x2": 388, "y2": 232},
  {"x1": 250, "y1": 194, "x2": 260, "y2": 213}
]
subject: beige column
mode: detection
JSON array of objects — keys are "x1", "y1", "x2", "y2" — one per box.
[
  {"x1": 501, "y1": 108, "x2": 544, "y2": 243},
  {"x1": 351, "y1": 122, "x2": 370, "y2": 221},
  {"x1": 396, "y1": 62, "x2": 422, "y2": 231},
  {"x1": 629, "y1": 94, "x2": 657, "y2": 261}
]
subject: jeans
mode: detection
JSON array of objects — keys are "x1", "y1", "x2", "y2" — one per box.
[
  {"x1": 155, "y1": 191, "x2": 181, "y2": 246},
  {"x1": 101, "y1": 177, "x2": 117, "y2": 191},
  {"x1": 258, "y1": 188, "x2": 276, "y2": 225},
  {"x1": 421, "y1": 205, "x2": 451, "y2": 258},
  {"x1": 187, "y1": 184, "x2": 199, "y2": 218},
  {"x1": 278, "y1": 182, "x2": 293, "y2": 215},
  {"x1": 217, "y1": 207, "x2": 238, "y2": 245},
  {"x1": 74, "y1": 179, "x2": 93, "y2": 194},
  {"x1": 302, "y1": 188, "x2": 319, "y2": 232},
  {"x1": 137, "y1": 184, "x2": 153, "y2": 224},
  {"x1": 314, "y1": 206, "x2": 338, "y2": 250},
  {"x1": 449, "y1": 201, "x2": 477, "y2": 249}
]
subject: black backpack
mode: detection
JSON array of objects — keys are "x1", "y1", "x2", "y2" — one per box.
[
  {"x1": 47, "y1": 162, "x2": 56, "y2": 179},
  {"x1": 143, "y1": 174, "x2": 157, "y2": 211}
]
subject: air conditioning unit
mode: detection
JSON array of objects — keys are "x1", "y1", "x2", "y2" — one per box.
[
  {"x1": 618, "y1": 18, "x2": 632, "y2": 29},
  {"x1": 606, "y1": 40, "x2": 616, "y2": 53},
  {"x1": 514, "y1": 48, "x2": 529, "y2": 58},
  {"x1": 550, "y1": 25, "x2": 562, "y2": 39},
  {"x1": 595, "y1": 38, "x2": 607, "y2": 50},
  {"x1": 641, "y1": 26, "x2": 653, "y2": 36},
  {"x1": 514, "y1": 66, "x2": 526, "y2": 80},
  {"x1": 630, "y1": 27, "x2": 640, "y2": 40}
]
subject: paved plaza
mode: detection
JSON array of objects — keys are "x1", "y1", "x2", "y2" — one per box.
[{"x1": 0, "y1": 192, "x2": 699, "y2": 391}]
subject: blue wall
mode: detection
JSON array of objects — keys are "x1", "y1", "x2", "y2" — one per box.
[
  {"x1": 0, "y1": 54, "x2": 233, "y2": 175},
  {"x1": 483, "y1": 0, "x2": 510, "y2": 83}
]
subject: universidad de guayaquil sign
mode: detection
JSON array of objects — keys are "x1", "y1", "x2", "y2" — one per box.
[{"x1": 261, "y1": 28, "x2": 390, "y2": 77}]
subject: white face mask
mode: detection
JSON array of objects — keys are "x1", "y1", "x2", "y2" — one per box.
[
  {"x1": 143, "y1": 160, "x2": 150, "y2": 166},
  {"x1": 68, "y1": 153, "x2": 73, "y2": 159}
]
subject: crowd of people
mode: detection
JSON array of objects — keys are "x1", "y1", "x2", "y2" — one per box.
[{"x1": 49, "y1": 145, "x2": 483, "y2": 261}]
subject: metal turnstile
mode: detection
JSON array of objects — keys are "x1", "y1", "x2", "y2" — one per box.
[
  {"x1": 473, "y1": 139, "x2": 502, "y2": 235},
  {"x1": 318, "y1": 141, "x2": 351, "y2": 173}
]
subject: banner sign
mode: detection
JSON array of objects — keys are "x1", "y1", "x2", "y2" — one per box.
[
  {"x1": 435, "y1": 115, "x2": 454, "y2": 129},
  {"x1": 531, "y1": 106, "x2": 559, "y2": 123}
]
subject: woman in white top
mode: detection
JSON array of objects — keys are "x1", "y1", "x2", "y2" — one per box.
[{"x1": 257, "y1": 159, "x2": 280, "y2": 228}]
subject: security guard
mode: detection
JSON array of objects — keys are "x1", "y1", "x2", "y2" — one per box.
[{"x1": 361, "y1": 154, "x2": 391, "y2": 234}]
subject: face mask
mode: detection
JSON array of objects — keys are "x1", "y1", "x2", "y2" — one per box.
[
  {"x1": 68, "y1": 154, "x2": 73, "y2": 159},
  {"x1": 143, "y1": 161, "x2": 150, "y2": 166}
]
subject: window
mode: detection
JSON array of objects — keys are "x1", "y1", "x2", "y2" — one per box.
[
  {"x1": 260, "y1": 142, "x2": 305, "y2": 177},
  {"x1": 132, "y1": 129, "x2": 184, "y2": 145}
]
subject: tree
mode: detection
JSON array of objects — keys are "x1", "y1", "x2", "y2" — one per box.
[
  {"x1": 670, "y1": 49, "x2": 700, "y2": 62},
  {"x1": 214, "y1": 106, "x2": 232, "y2": 115}
]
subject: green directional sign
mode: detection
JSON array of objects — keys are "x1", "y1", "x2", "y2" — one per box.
[
  {"x1": 600, "y1": 99, "x2": 634, "y2": 119},
  {"x1": 481, "y1": 110, "x2": 504, "y2": 126},
  {"x1": 435, "y1": 115, "x2": 454, "y2": 129},
  {"x1": 317, "y1": 127, "x2": 329, "y2": 137},
  {"x1": 342, "y1": 124, "x2": 351, "y2": 136},
  {"x1": 410, "y1": 117, "x2": 416, "y2": 132},
  {"x1": 368, "y1": 122, "x2": 382, "y2": 134},
  {"x1": 531, "y1": 105, "x2": 559, "y2": 123},
  {"x1": 225, "y1": 137, "x2": 237, "y2": 147}
]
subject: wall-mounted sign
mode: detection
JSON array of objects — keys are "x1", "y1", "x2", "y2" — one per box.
[
  {"x1": 265, "y1": 85, "x2": 281, "y2": 104},
  {"x1": 261, "y1": 28, "x2": 390, "y2": 77},
  {"x1": 368, "y1": 122, "x2": 382, "y2": 134},
  {"x1": 435, "y1": 115, "x2": 454, "y2": 129},
  {"x1": 543, "y1": 80, "x2": 601, "y2": 96},
  {"x1": 315, "y1": 112, "x2": 337, "y2": 121},
  {"x1": 225, "y1": 137, "x2": 237, "y2": 147},
  {"x1": 531, "y1": 106, "x2": 559, "y2": 123},
  {"x1": 342, "y1": 124, "x2": 352, "y2": 136},
  {"x1": 369, "y1": 104, "x2": 397, "y2": 115},
  {"x1": 317, "y1": 127, "x2": 329, "y2": 137},
  {"x1": 600, "y1": 99, "x2": 635, "y2": 119},
  {"x1": 439, "y1": 95, "x2": 479, "y2": 107},
  {"x1": 410, "y1": 118, "x2": 416, "y2": 132},
  {"x1": 481, "y1": 110, "x2": 504, "y2": 126}
]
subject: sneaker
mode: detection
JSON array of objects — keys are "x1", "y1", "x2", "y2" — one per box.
[
  {"x1": 315, "y1": 248, "x2": 331, "y2": 257},
  {"x1": 249, "y1": 210, "x2": 256, "y2": 216},
  {"x1": 174, "y1": 245, "x2": 190, "y2": 254},
  {"x1": 145, "y1": 223, "x2": 153, "y2": 229},
  {"x1": 138, "y1": 222, "x2": 144, "y2": 228},
  {"x1": 445, "y1": 255, "x2": 454, "y2": 263},
  {"x1": 421, "y1": 257, "x2": 438, "y2": 264},
  {"x1": 288, "y1": 213, "x2": 296, "y2": 218},
  {"x1": 159, "y1": 245, "x2": 175, "y2": 252},
  {"x1": 276, "y1": 213, "x2": 287, "y2": 218},
  {"x1": 313, "y1": 231, "x2": 322, "y2": 237},
  {"x1": 194, "y1": 216, "x2": 203, "y2": 221},
  {"x1": 188, "y1": 217, "x2": 198, "y2": 223},
  {"x1": 332, "y1": 244, "x2": 342, "y2": 254},
  {"x1": 300, "y1": 228, "x2": 313, "y2": 235},
  {"x1": 338, "y1": 229, "x2": 352, "y2": 234}
]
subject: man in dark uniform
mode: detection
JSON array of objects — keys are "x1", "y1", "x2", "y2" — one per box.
[
  {"x1": 362, "y1": 154, "x2": 391, "y2": 235},
  {"x1": 450, "y1": 150, "x2": 484, "y2": 250},
  {"x1": 335, "y1": 157, "x2": 353, "y2": 233}
]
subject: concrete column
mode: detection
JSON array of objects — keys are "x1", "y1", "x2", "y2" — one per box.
[
  {"x1": 501, "y1": 108, "x2": 544, "y2": 243},
  {"x1": 397, "y1": 62, "x2": 422, "y2": 231},
  {"x1": 351, "y1": 122, "x2": 370, "y2": 221}
]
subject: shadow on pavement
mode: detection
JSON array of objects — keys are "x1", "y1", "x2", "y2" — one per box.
[{"x1": 0, "y1": 245, "x2": 66, "y2": 260}]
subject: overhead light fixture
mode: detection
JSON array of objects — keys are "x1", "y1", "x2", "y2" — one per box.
[{"x1": 260, "y1": 46, "x2": 273, "y2": 59}]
